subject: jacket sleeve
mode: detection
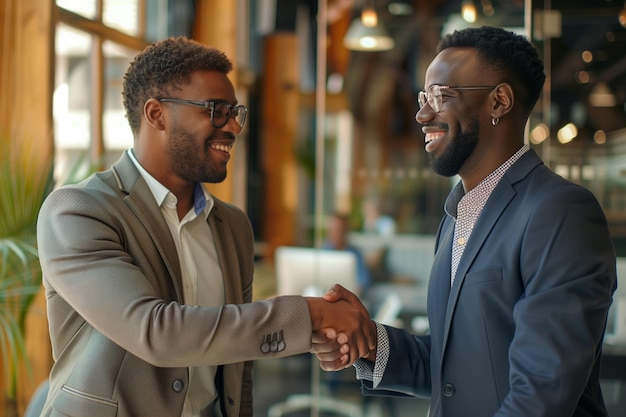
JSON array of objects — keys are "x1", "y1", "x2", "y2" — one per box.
[
  {"x1": 496, "y1": 183, "x2": 616, "y2": 416},
  {"x1": 37, "y1": 185, "x2": 313, "y2": 367},
  {"x1": 361, "y1": 326, "x2": 432, "y2": 398}
]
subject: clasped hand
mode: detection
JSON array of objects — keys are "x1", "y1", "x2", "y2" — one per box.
[{"x1": 307, "y1": 284, "x2": 376, "y2": 370}]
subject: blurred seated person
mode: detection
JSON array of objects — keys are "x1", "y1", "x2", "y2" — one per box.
[
  {"x1": 362, "y1": 198, "x2": 396, "y2": 236},
  {"x1": 323, "y1": 212, "x2": 371, "y2": 295}
]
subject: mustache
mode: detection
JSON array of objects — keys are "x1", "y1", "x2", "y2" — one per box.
[
  {"x1": 423, "y1": 122, "x2": 448, "y2": 130},
  {"x1": 210, "y1": 132, "x2": 236, "y2": 141}
]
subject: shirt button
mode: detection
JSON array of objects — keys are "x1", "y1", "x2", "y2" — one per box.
[
  {"x1": 442, "y1": 383, "x2": 456, "y2": 397},
  {"x1": 172, "y1": 379, "x2": 185, "y2": 393},
  {"x1": 457, "y1": 237, "x2": 466, "y2": 245}
]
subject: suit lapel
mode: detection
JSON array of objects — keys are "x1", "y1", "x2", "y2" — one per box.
[
  {"x1": 441, "y1": 150, "x2": 543, "y2": 351},
  {"x1": 429, "y1": 217, "x2": 454, "y2": 355},
  {"x1": 111, "y1": 153, "x2": 184, "y2": 301},
  {"x1": 208, "y1": 203, "x2": 243, "y2": 304}
]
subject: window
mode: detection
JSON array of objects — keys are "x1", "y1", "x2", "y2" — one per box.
[{"x1": 53, "y1": 0, "x2": 170, "y2": 182}]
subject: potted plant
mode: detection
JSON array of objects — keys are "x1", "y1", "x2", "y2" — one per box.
[{"x1": 0, "y1": 135, "x2": 53, "y2": 416}]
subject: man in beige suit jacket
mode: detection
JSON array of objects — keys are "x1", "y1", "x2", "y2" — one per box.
[{"x1": 37, "y1": 37, "x2": 375, "y2": 417}]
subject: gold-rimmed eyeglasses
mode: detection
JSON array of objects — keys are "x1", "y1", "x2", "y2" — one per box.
[
  {"x1": 158, "y1": 98, "x2": 248, "y2": 129},
  {"x1": 417, "y1": 85, "x2": 496, "y2": 113}
]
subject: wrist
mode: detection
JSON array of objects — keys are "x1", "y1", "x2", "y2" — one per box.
[{"x1": 304, "y1": 297, "x2": 324, "y2": 329}]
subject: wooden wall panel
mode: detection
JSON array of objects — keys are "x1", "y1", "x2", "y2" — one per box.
[
  {"x1": 0, "y1": 0, "x2": 55, "y2": 415},
  {"x1": 261, "y1": 34, "x2": 300, "y2": 259},
  {"x1": 193, "y1": 0, "x2": 239, "y2": 204}
]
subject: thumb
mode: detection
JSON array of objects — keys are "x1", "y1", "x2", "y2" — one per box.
[{"x1": 322, "y1": 286, "x2": 340, "y2": 302}]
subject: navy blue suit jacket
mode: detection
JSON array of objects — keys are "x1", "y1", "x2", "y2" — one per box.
[{"x1": 362, "y1": 150, "x2": 617, "y2": 417}]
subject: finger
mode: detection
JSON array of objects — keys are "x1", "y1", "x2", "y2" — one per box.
[
  {"x1": 319, "y1": 357, "x2": 348, "y2": 372},
  {"x1": 312, "y1": 328, "x2": 337, "y2": 344},
  {"x1": 352, "y1": 333, "x2": 371, "y2": 361},
  {"x1": 366, "y1": 320, "x2": 377, "y2": 351},
  {"x1": 322, "y1": 286, "x2": 340, "y2": 302},
  {"x1": 336, "y1": 332, "x2": 348, "y2": 345},
  {"x1": 315, "y1": 348, "x2": 344, "y2": 362},
  {"x1": 330, "y1": 284, "x2": 360, "y2": 307},
  {"x1": 310, "y1": 339, "x2": 340, "y2": 355},
  {"x1": 349, "y1": 325, "x2": 375, "y2": 360}
]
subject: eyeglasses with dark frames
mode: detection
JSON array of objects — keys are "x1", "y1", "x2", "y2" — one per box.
[
  {"x1": 417, "y1": 85, "x2": 497, "y2": 113},
  {"x1": 157, "y1": 98, "x2": 248, "y2": 129}
]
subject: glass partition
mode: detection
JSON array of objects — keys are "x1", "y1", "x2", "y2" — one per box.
[
  {"x1": 530, "y1": 0, "x2": 626, "y2": 256},
  {"x1": 252, "y1": 1, "x2": 626, "y2": 415}
]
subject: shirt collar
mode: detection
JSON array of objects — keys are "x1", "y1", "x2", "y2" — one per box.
[
  {"x1": 127, "y1": 149, "x2": 214, "y2": 218},
  {"x1": 444, "y1": 144, "x2": 529, "y2": 218}
]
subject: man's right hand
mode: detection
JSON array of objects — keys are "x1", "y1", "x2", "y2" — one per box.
[{"x1": 306, "y1": 284, "x2": 376, "y2": 365}]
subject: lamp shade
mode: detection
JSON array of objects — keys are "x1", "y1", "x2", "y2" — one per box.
[{"x1": 343, "y1": 18, "x2": 395, "y2": 51}]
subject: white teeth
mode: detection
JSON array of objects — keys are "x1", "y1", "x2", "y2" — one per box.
[
  {"x1": 210, "y1": 144, "x2": 232, "y2": 152},
  {"x1": 425, "y1": 132, "x2": 445, "y2": 143}
]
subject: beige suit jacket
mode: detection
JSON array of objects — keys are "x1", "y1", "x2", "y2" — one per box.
[{"x1": 37, "y1": 153, "x2": 312, "y2": 417}]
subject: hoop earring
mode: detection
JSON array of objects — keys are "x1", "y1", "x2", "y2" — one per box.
[{"x1": 491, "y1": 117, "x2": 500, "y2": 126}]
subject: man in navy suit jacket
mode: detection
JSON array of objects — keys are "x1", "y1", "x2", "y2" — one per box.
[{"x1": 315, "y1": 26, "x2": 617, "y2": 417}]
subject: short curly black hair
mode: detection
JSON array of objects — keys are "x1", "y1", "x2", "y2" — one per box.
[
  {"x1": 122, "y1": 36, "x2": 233, "y2": 136},
  {"x1": 437, "y1": 26, "x2": 545, "y2": 117}
]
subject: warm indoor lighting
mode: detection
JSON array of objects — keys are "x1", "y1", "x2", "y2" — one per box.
[
  {"x1": 594, "y1": 130, "x2": 607, "y2": 144},
  {"x1": 343, "y1": 18, "x2": 395, "y2": 51},
  {"x1": 619, "y1": 2, "x2": 626, "y2": 28},
  {"x1": 576, "y1": 71, "x2": 590, "y2": 84},
  {"x1": 581, "y1": 50, "x2": 593, "y2": 63},
  {"x1": 590, "y1": 82, "x2": 617, "y2": 107},
  {"x1": 361, "y1": 7, "x2": 378, "y2": 27},
  {"x1": 343, "y1": 1, "x2": 395, "y2": 52},
  {"x1": 481, "y1": 0, "x2": 494, "y2": 16},
  {"x1": 462, "y1": 0, "x2": 477, "y2": 23},
  {"x1": 530, "y1": 123, "x2": 550, "y2": 144},
  {"x1": 557, "y1": 123, "x2": 578, "y2": 144}
]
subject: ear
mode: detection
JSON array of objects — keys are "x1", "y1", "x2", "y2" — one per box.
[
  {"x1": 490, "y1": 83, "x2": 514, "y2": 119},
  {"x1": 143, "y1": 98, "x2": 166, "y2": 131}
]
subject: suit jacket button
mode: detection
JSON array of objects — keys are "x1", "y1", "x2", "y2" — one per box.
[
  {"x1": 172, "y1": 379, "x2": 185, "y2": 393},
  {"x1": 228, "y1": 397, "x2": 235, "y2": 405},
  {"x1": 442, "y1": 383, "x2": 455, "y2": 397}
]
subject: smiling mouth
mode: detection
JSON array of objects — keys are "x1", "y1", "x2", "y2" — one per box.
[
  {"x1": 425, "y1": 131, "x2": 445, "y2": 145},
  {"x1": 210, "y1": 143, "x2": 233, "y2": 153}
]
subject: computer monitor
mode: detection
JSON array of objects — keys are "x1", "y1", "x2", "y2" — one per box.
[{"x1": 274, "y1": 246, "x2": 358, "y2": 296}]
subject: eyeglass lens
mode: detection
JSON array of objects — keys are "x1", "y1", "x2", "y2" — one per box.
[
  {"x1": 213, "y1": 101, "x2": 247, "y2": 128},
  {"x1": 418, "y1": 85, "x2": 442, "y2": 113}
]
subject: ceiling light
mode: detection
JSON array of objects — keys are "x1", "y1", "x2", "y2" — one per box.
[
  {"x1": 343, "y1": 1, "x2": 395, "y2": 52},
  {"x1": 557, "y1": 123, "x2": 578, "y2": 144},
  {"x1": 343, "y1": 18, "x2": 395, "y2": 51},
  {"x1": 581, "y1": 50, "x2": 593, "y2": 63},
  {"x1": 462, "y1": 0, "x2": 477, "y2": 23},
  {"x1": 361, "y1": 7, "x2": 378, "y2": 27},
  {"x1": 589, "y1": 82, "x2": 617, "y2": 107},
  {"x1": 619, "y1": 2, "x2": 626, "y2": 28},
  {"x1": 530, "y1": 123, "x2": 550, "y2": 145},
  {"x1": 481, "y1": 0, "x2": 494, "y2": 17},
  {"x1": 594, "y1": 130, "x2": 607, "y2": 144}
]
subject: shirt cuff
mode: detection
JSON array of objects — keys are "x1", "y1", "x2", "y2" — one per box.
[{"x1": 353, "y1": 321, "x2": 390, "y2": 389}]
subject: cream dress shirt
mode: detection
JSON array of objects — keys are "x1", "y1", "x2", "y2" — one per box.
[{"x1": 128, "y1": 150, "x2": 225, "y2": 417}]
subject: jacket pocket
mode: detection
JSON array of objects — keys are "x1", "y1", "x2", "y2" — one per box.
[
  {"x1": 462, "y1": 266, "x2": 502, "y2": 288},
  {"x1": 52, "y1": 385, "x2": 118, "y2": 417}
]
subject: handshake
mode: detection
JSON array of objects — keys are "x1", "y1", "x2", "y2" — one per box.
[{"x1": 305, "y1": 284, "x2": 377, "y2": 371}]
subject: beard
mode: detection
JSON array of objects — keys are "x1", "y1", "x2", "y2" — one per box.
[
  {"x1": 430, "y1": 119, "x2": 480, "y2": 177},
  {"x1": 166, "y1": 124, "x2": 228, "y2": 184}
]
